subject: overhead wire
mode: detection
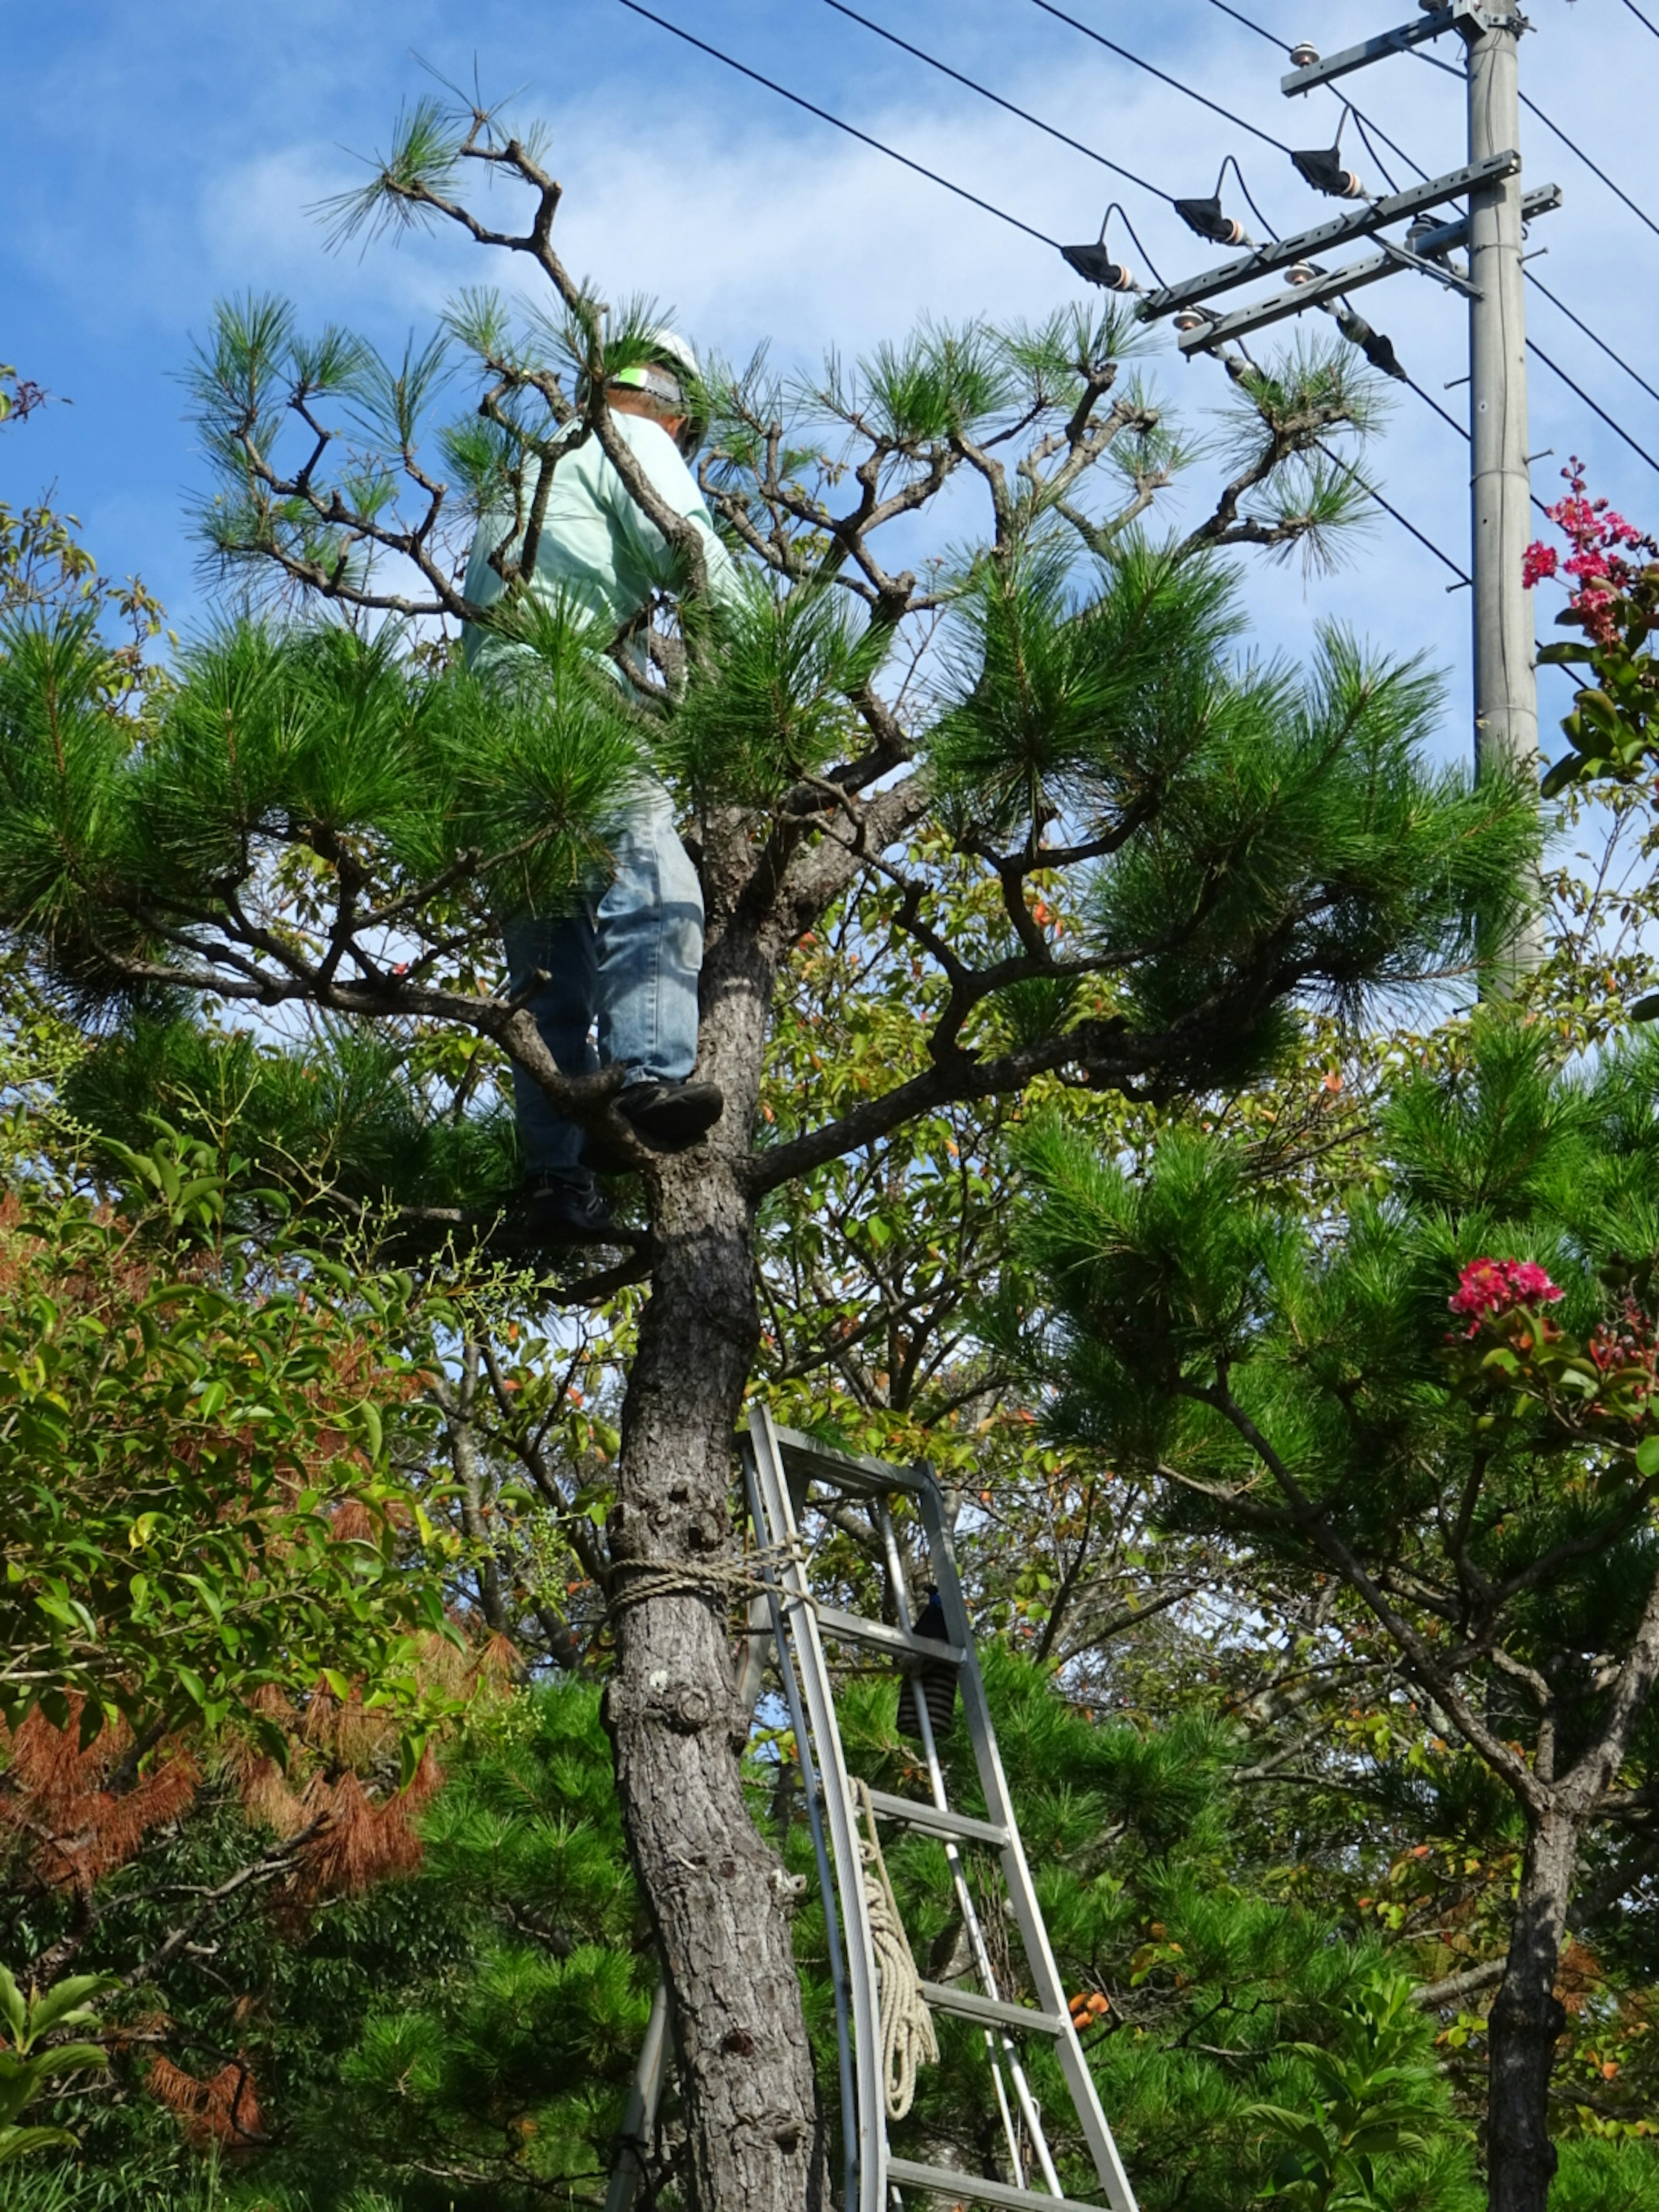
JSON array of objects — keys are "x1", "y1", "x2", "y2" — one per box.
[
  {"x1": 628, "y1": 0, "x2": 1606, "y2": 576},
  {"x1": 1517, "y1": 91, "x2": 1659, "y2": 246},
  {"x1": 815, "y1": 0, "x2": 1176, "y2": 204},
  {"x1": 1026, "y1": 0, "x2": 1296, "y2": 154},
  {"x1": 613, "y1": 1, "x2": 1064, "y2": 247},
  {"x1": 1203, "y1": 0, "x2": 1285, "y2": 51},
  {"x1": 1191, "y1": 12, "x2": 1659, "y2": 477},
  {"x1": 1349, "y1": 110, "x2": 1402, "y2": 195},
  {"x1": 1617, "y1": 0, "x2": 1659, "y2": 38},
  {"x1": 1526, "y1": 339, "x2": 1659, "y2": 481},
  {"x1": 1524, "y1": 270, "x2": 1659, "y2": 416},
  {"x1": 1313, "y1": 437, "x2": 1472, "y2": 585}
]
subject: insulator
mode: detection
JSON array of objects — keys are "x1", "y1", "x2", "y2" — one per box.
[
  {"x1": 1061, "y1": 241, "x2": 1136, "y2": 291},
  {"x1": 1290, "y1": 39, "x2": 1319, "y2": 66},
  {"x1": 1336, "y1": 307, "x2": 1408, "y2": 381},
  {"x1": 1286, "y1": 262, "x2": 1320, "y2": 286},
  {"x1": 1292, "y1": 146, "x2": 1366, "y2": 199},
  {"x1": 1175, "y1": 194, "x2": 1250, "y2": 247},
  {"x1": 1173, "y1": 310, "x2": 1209, "y2": 333}
]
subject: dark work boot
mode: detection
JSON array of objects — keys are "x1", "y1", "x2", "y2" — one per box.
[
  {"x1": 612, "y1": 1078, "x2": 725, "y2": 1154},
  {"x1": 516, "y1": 1171, "x2": 616, "y2": 1245}
]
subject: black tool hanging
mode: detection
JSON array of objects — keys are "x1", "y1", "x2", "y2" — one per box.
[{"x1": 896, "y1": 1586, "x2": 958, "y2": 1741}]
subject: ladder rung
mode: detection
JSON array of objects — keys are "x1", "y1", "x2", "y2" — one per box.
[
  {"x1": 814, "y1": 1604, "x2": 966, "y2": 1669},
  {"x1": 888, "y1": 2157, "x2": 1109, "y2": 2212},
  {"x1": 863, "y1": 1786, "x2": 1009, "y2": 1850},
  {"x1": 772, "y1": 1424, "x2": 927, "y2": 1498},
  {"x1": 918, "y1": 1980, "x2": 1067, "y2": 2037}
]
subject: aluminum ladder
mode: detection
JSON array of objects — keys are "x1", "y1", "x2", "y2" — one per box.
[{"x1": 740, "y1": 1404, "x2": 1138, "y2": 2212}]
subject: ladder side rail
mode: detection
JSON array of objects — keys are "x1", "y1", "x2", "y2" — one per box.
[
  {"x1": 915, "y1": 1475, "x2": 1141, "y2": 2212},
  {"x1": 742, "y1": 1446, "x2": 860, "y2": 2212},
  {"x1": 877, "y1": 1505, "x2": 1056, "y2": 2198},
  {"x1": 602, "y1": 1980, "x2": 670, "y2": 2212},
  {"x1": 749, "y1": 1407, "x2": 888, "y2": 2212}
]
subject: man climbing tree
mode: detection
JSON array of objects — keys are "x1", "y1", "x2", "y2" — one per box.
[
  {"x1": 0, "y1": 89, "x2": 1539, "y2": 2212},
  {"x1": 463, "y1": 328, "x2": 736, "y2": 1241}
]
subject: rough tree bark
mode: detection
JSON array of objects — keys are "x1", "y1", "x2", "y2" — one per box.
[
  {"x1": 1485, "y1": 1808, "x2": 1576, "y2": 2212},
  {"x1": 601, "y1": 819, "x2": 825, "y2": 2212}
]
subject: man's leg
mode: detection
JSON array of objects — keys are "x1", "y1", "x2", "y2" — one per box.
[
  {"x1": 500, "y1": 910, "x2": 613, "y2": 1237},
  {"x1": 593, "y1": 782, "x2": 723, "y2": 1149}
]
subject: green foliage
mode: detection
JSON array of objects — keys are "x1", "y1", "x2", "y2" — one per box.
[
  {"x1": 61, "y1": 1014, "x2": 518, "y2": 1217},
  {"x1": 0, "y1": 616, "x2": 642, "y2": 989},
  {"x1": 664, "y1": 574, "x2": 881, "y2": 806},
  {"x1": 1243, "y1": 1979, "x2": 1444, "y2": 2208},
  {"x1": 928, "y1": 546, "x2": 1536, "y2": 1074},
  {"x1": 0, "y1": 1132, "x2": 453, "y2": 1758},
  {"x1": 1550, "y1": 2139, "x2": 1659, "y2": 2211},
  {"x1": 0, "y1": 1970, "x2": 112, "y2": 2166},
  {"x1": 18, "y1": 1681, "x2": 652, "y2": 2212}
]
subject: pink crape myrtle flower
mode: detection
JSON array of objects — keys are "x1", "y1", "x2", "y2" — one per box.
[
  {"x1": 1449, "y1": 1257, "x2": 1566, "y2": 1336},
  {"x1": 1522, "y1": 462, "x2": 1659, "y2": 645}
]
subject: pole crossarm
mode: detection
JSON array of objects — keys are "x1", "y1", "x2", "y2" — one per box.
[
  {"x1": 1280, "y1": 0, "x2": 1502, "y2": 95},
  {"x1": 1137, "y1": 152, "x2": 1522, "y2": 322},
  {"x1": 1174, "y1": 184, "x2": 1561, "y2": 358}
]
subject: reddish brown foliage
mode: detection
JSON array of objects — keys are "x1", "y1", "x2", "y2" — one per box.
[
  {"x1": 1557, "y1": 1940, "x2": 1603, "y2": 2017},
  {"x1": 230, "y1": 1681, "x2": 443, "y2": 1909},
  {"x1": 147, "y1": 2051, "x2": 264, "y2": 2149},
  {"x1": 0, "y1": 1703, "x2": 198, "y2": 1894}
]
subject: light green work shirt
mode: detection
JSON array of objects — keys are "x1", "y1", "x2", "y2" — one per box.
[{"x1": 461, "y1": 411, "x2": 738, "y2": 681}]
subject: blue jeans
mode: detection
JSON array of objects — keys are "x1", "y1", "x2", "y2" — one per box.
[{"x1": 502, "y1": 781, "x2": 705, "y2": 1178}]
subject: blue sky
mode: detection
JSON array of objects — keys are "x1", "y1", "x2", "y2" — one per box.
[{"x1": 5, "y1": 0, "x2": 1656, "y2": 766}]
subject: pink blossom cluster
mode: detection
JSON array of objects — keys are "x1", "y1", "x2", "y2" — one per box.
[
  {"x1": 1522, "y1": 461, "x2": 1655, "y2": 644},
  {"x1": 1448, "y1": 1257, "x2": 1565, "y2": 1334}
]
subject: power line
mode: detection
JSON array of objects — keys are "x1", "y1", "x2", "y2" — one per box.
[
  {"x1": 1348, "y1": 103, "x2": 1428, "y2": 184},
  {"x1": 1350, "y1": 110, "x2": 1402, "y2": 194},
  {"x1": 1617, "y1": 0, "x2": 1659, "y2": 41},
  {"x1": 614, "y1": 1, "x2": 1063, "y2": 248},
  {"x1": 1397, "y1": 366, "x2": 1554, "y2": 519},
  {"x1": 1313, "y1": 435, "x2": 1472, "y2": 585},
  {"x1": 1518, "y1": 91, "x2": 1659, "y2": 245},
  {"x1": 1525, "y1": 270, "x2": 1659, "y2": 416},
  {"x1": 815, "y1": 0, "x2": 1176, "y2": 203},
  {"x1": 1528, "y1": 337, "x2": 1659, "y2": 481},
  {"x1": 1027, "y1": 0, "x2": 1297, "y2": 155},
  {"x1": 1203, "y1": 0, "x2": 1286, "y2": 49},
  {"x1": 1234, "y1": 338, "x2": 1472, "y2": 582}
]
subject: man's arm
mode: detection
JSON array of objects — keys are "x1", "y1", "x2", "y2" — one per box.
[{"x1": 610, "y1": 416, "x2": 742, "y2": 615}]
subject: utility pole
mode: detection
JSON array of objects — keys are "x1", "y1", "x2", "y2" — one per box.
[
  {"x1": 1466, "y1": 0, "x2": 1544, "y2": 979},
  {"x1": 1064, "y1": 0, "x2": 1557, "y2": 982}
]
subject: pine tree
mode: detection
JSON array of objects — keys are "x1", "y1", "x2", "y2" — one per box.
[{"x1": 1019, "y1": 1018, "x2": 1659, "y2": 2212}]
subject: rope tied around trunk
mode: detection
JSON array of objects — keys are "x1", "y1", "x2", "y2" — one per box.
[
  {"x1": 603, "y1": 1540, "x2": 817, "y2": 1620},
  {"x1": 853, "y1": 1777, "x2": 939, "y2": 2120}
]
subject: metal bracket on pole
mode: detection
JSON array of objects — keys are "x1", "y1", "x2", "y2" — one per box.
[
  {"x1": 1172, "y1": 184, "x2": 1559, "y2": 359},
  {"x1": 1280, "y1": 0, "x2": 1497, "y2": 95},
  {"x1": 1138, "y1": 152, "x2": 1520, "y2": 323},
  {"x1": 1378, "y1": 235, "x2": 1482, "y2": 299}
]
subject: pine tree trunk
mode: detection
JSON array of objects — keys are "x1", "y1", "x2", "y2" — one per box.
[
  {"x1": 1486, "y1": 1805, "x2": 1576, "y2": 2212},
  {"x1": 601, "y1": 903, "x2": 825, "y2": 2212}
]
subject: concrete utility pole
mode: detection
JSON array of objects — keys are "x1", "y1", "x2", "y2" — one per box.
[
  {"x1": 1466, "y1": 0, "x2": 1544, "y2": 979},
  {"x1": 1093, "y1": 0, "x2": 1558, "y2": 983}
]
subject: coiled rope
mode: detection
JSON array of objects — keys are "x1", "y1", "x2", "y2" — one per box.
[
  {"x1": 853, "y1": 1777, "x2": 938, "y2": 2119},
  {"x1": 604, "y1": 1540, "x2": 816, "y2": 1619}
]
